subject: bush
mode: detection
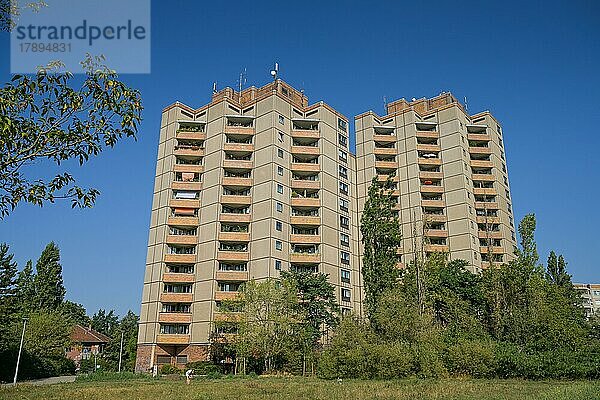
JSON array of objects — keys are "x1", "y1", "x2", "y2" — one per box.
[
  {"x1": 185, "y1": 361, "x2": 222, "y2": 375},
  {"x1": 160, "y1": 364, "x2": 182, "y2": 375},
  {"x1": 444, "y1": 339, "x2": 496, "y2": 378},
  {"x1": 373, "y1": 342, "x2": 414, "y2": 379}
]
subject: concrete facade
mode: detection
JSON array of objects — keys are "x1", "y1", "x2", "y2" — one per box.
[
  {"x1": 137, "y1": 82, "x2": 517, "y2": 371},
  {"x1": 574, "y1": 283, "x2": 600, "y2": 318},
  {"x1": 137, "y1": 80, "x2": 361, "y2": 371}
]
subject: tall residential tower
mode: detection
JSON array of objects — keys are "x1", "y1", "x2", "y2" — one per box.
[{"x1": 136, "y1": 80, "x2": 362, "y2": 371}]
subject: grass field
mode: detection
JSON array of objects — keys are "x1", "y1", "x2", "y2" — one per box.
[{"x1": 1, "y1": 376, "x2": 599, "y2": 400}]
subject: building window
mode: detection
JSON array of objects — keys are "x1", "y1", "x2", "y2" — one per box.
[
  {"x1": 339, "y1": 198, "x2": 349, "y2": 212},
  {"x1": 275, "y1": 260, "x2": 282, "y2": 270},
  {"x1": 339, "y1": 150, "x2": 347, "y2": 163},
  {"x1": 277, "y1": 184, "x2": 284, "y2": 194},
  {"x1": 276, "y1": 202, "x2": 283, "y2": 212},
  {"x1": 277, "y1": 166, "x2": 284, "y2": 176},
  {"x1": 474, "y1": 251, "x2": 478, "y2": 260},
  {"x1": 275, "y1": 240, "x2": 282, "y2": 251},
  {"x1": 341, "y1": 251, "x2": 350, "y2": 264},
  {"x1": 339, "y1": 182, "x2": 349, "y2": 195},
  {"x1": 279, "y1": 115, "x2": 284, "y2": 125},
  {"x1": 339, "y1": 165, "x2": 348, "y2": 179},
  {"x1": 340, "y1": 215, "x2": 349, "y2": 229},
  {"x1": 340, "y1": 233, "x2": 349, "y2": 247},
  {"x1": 338, "y1": 133, "x2": 347, "y2": 148},
  {"x1": 341, "y1": 288, "x2": 351, "y2": 302},
  {"x1": 275, "y1": 221, "x2": 282, "y2": 231},
  {"x1": 468, "y1": 205, "x2": 472, "y2": 214},
  {"x1": 278, "y1": 131, "x2": 284, "y2": 142},
  {"x1": 278, "y1": 148, "x2": 284, "y2": 158},
  {"x1": 341, "y1": 269, "x2": 350, "y2": 283},
  {"x1": 338, "y1": 118, "x2": 347, "y2": 132}
]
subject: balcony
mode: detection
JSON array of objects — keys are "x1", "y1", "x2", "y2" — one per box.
[
  {"x1": 171, "y1": 181, "x2": 202, "y2": 191},
  {"x1": 376, "y1": 174, "x2": 399, "y2": 183},
  {"x1": 472, "y1": 173, "x2": 495, "y2": 182},
  {"x1": 174, "y1": 147, "x2": 204, "y2": 158},
  {"x1": 173, "y1": 164, "x2": 204, "y2": 174},
  {"x1": 425, "y1": 244, "x2": 449, "y2": 253},
  {"x1": 222, "y1": 177, "x2": 252, "y2": 187},
  {"x1": 291, "y1": 145, "x2": 320, "y2": 156},
  {"x1": 221, "y1": 195, "x2": 251, "y2": 206},
  {"x1": 164, "y1": 254, "x2": 196, "y2": 263},
  {"x1": 470, "y1": 159, "x2": 494, "y2": 169},
  {"x1": 478, "y1": 231, "x2": 503, "y2": 239},
  {"x1": 290, "y1": 253, "x2": 320, "y2": 263},
  {"x1": 156, "y1": 334, "x2": 190, "y2": 345},
  {"x1": 223, "y1": 142, "x2": 254, "y2": 153},
  {"x1": 291, "y1": 197, "x2": 320, "y2": 208},
  {"x1": 469, "y1": 146, "x2": 492, "y2": 155},
  {"x1": 426, "y1": 229, "x2": 449, "y2": 238},
  {"x1": 158, "y1": 313, "x2": 192, "y2": 324},
  {"x1": 167, "y1": 216, "x2": 199, "y2": 226},
  {"x1": 373, "y1": 134, "x2": 396, "y2": 143},
  {"x1": 417, "y1": 144, "x2": 441, "y2": 152},
  {"x1": 215, "y1": 291, "x2": 239, "y2": 301},
  {"x1": 169, "y1": 197, "x2": 200, "y2": 208},
  {"x1": 223, "y1": 159, "x2": 253, "y2": 170},
  {"x1": 166, "y1": 235, "x2": 197, "y2": 246},
  {"x1": 475, "y1": 201, "x2": 499, "y2": 209},
  {"x1": 420, "y1": 185, "x2": 444, "y2": 194},
  {"x1": 474, "y1": 188, "x2": 497, "y2": 196},
  {"x1": 216, "y1": 271, "x2": 249, "y2": 281},
  {"x1": 160, "y1": 293, "x2": 193, "y2": 303},
  {"x1": 219, "y1": 214, "x2": 251, "y2": 223},
  {"x1": 467, "y1": 133, "x2": 491, "y2": 142},
  {"x1": 290, "y1": 234, "x2": 321, "y2": 244},
  {"x1": 375, "y1": 160, "x2": 397, "y2": 170},
  {"x1": 290, "y1": 215, "x2": 320, "y2": 226},
  {"x1": 421, "y1": 199, "x2": 445, "y2": 208},
  {"x1": 374, "y1": 147, "x2": 397, "y2": 156},
  {"x1": 291, "y1": 129, "x2": 320, "y2": 139},
  {"x1": 218, "y1": 232, "x2": 250, "y2": 242},
  {"x1": 479, "y1": 246, "x2": 504, "y2": 254},
  {"x1": 423, "y1": 214, "x2": 447, "y2": 223},
  {"x1": 416, "y1": 130, "x2": 439, "y2": 139},
  {"x1": 418, "y1": 157, "x2": 442, "y2": 166},
  {"x1": 419, "y1": 171, "x2": 443, "y2": 180},
  {"x1": 224, "y1": 125, "x2": 254, "y2": 135},
  {"x1": 217, "y1": 251, "x2": 250, "y2": 262},
  {"x1": 162, "y1": 273, "x2": 194, "y2": 284},
  {"x1": 291, "y1": 179, "x2": 320, "y2": 190},
  {"x1": 213, "y1": 312, "x2": 242, "y2": 322},
  {"x1": 291, "y1": 163, "x2": 320, "y2": 173},
  {"x1": 176, "y1": 130, "x2": 206, "y2": 141},
  {"x1": 476, "y1": 216, "x2": 501, "y2": 224}
]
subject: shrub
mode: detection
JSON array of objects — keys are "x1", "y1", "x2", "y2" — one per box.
[
  {"x1": 160, "y1": 364, "x2": 182, "y2": 375},
  {"x1": 185, "y1": 361, "x2": 222, "y2": 375},
  {"x1": 444, "y1": 339, "x2": 496, "y2": 378},
  {"x1": 373, "y1": 342, "x2": 414, "y2": 379}
]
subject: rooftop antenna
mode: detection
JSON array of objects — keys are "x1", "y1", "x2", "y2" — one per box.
[
  {"x1": 383, "y1": 96, "x2": 387, "y2": 113},
  {"x1": 212, "y1": 82, "x2": 217, "y2": 94},
  {"x1": 238, "y1": 68, "x2": 247, "y2": 93},
  {"x1": 270, "y1": 62, "x2": 279, "y2": 80},
  {"x1": 464, "y1": 96, "x2": 469, "y2": 112}
]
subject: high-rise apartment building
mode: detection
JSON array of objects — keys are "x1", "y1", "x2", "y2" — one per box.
[
  {"x1": 136, "y1": 80, "x2": 362, "y2": 372},
  {"x1": 137, "y1": 81, "x2": 517, "y2": 371},
  {"x1": 574, "y1": 283, "x2": 600, "y2": 318},
  {"x1": 355, "y1": 93, "x2": 516, "y2": 272}
]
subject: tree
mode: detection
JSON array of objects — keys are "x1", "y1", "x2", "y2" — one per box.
[
  {"x1": 0, "y1": 243, "x2": 18, "y2": 351},
  {"x1": 546, "y1": 251, "x2": 572, "y2": 288},
  {"x1": 360, "y1": 176, "x2": 402, "y2": 319},
  {"x1": 60, "y1": 300, "x2": 90, "y2": 326},
  {"x1": 0, "y1": 55, "x2": 143, "y2": 218},
  {"x1": 34, "y1": 242, "x2": 65, "y2": 310},
  {"x1": 235, "y1": 279, "x2": 300, "y2": 373},
  {"x1": 516, "y1": 213, "x2": 539, "y2": 267},
  {"x1": 15, "y1": 259, "x2": 36, "y2": 312},
  {"x1": 91, "y1": 309, "x2": 119, "y2": 337},
  {"x1": 100, "y1": 310, "x2": 139, "y2": 372}
]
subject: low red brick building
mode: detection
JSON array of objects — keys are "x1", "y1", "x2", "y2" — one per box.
[{"x1": 66, "y1": 325, "x2": 110, "y2": 367}]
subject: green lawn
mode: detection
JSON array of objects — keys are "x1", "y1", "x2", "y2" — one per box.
[{"x1": 1, "y1": 376, "x2": 599, "y2": 400}]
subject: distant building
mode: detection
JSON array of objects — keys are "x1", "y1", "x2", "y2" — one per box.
[
  {"x1": 574, "y1": 283, "x2": 600, "y2": 318},
  {"x1": 66, "y1": 324, "x2": 110, "y2": 367}
]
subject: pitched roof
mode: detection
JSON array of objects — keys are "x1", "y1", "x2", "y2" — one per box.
[{"x1": 71, "y1": 324, "x2": 111, "y2": 344}]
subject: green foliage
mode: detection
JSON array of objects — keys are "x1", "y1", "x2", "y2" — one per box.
[
  {"x1": 360, "y1": 176, "x2": 402, "y2": 318},
  {"x1": 34, "y1": 242, "x2": 65, "y2": 310},
  {"x1": 0, "y1": 243, "x2": 18, "y2": 351},
  {"x1": 160, "y1": 364, "x2": 182, "y2": 375},
  {"x1": 185, "y1": 361, "x2": 222, "y2": 375},
  {"x1": 0, "y1": 54, "x2": 143, "y2": 218},
  {"x1": 321, "y1": 213, "x2": 600, "y2": 380},
  {"x1": 59, "y1": 300, "x2": 91, "y2": 326}
]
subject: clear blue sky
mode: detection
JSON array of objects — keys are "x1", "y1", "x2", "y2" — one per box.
[{"x1": 0, "y1": 0, "x2": 598, "y2": 316}]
